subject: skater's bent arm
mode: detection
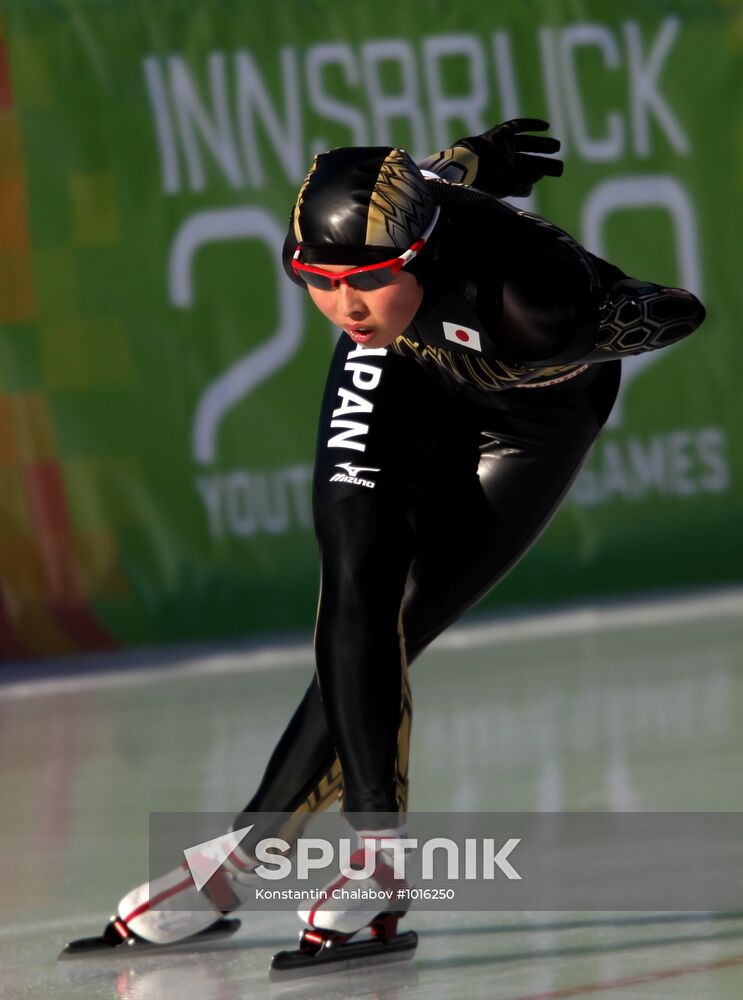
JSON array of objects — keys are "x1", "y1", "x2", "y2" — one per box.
[
  {"x1": 571, "y1": 278, "x2": 706, "y2": 363},
  {"x1": 489, "y1": 205, "x2": 707, "y2": 366}
]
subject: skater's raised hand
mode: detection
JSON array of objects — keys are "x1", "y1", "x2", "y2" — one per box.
[
  {"x1": 418, "y1": 118, "x2": 563, "y2": 199},
  {"x1": 462, "y1": 118, "x2": 563, "y2": 198}
]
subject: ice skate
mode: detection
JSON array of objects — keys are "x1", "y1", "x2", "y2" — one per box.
[
  {"x1": 270, "y1": 829, "x2": 418, "y2": 979},
  {"x1": 59, "y1": 834, "x2": 258, "y2": 958}
]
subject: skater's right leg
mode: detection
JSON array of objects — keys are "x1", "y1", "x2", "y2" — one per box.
[{"x1": 244, "y1": 339, "x2": 421, "y2": 826}]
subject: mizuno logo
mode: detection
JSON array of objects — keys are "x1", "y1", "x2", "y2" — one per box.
[
  {"x1": 329, "y1": 461, "x2": 380, "y2": 489},
  {"x1": 335, "y1": 462, "x2": 381, "y2": 479}
]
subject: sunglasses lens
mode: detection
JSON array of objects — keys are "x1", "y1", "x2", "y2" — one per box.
[
  {"x1": 296, "y1": 270, "x2": 334, "y2": 291},
  {"x1": 347, "y1": 266, "x2": 397, "y2": 290}
]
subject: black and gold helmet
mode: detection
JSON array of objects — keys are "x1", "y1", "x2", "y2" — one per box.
[{"x1": 283, "y1": 146, "x2": 437, "y2": 282}]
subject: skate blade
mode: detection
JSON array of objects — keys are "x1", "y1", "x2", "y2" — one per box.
[
  {"x1": 58, "y1": 917, "x2": 241, "y2": 960},
  {"x1": 270, "y1": 930, "x2": 417, "y2": 981}
]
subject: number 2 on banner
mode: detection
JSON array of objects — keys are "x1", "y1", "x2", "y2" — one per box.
[{"x1": 168, "y1": 207, "x2": 304, "y2": 464}]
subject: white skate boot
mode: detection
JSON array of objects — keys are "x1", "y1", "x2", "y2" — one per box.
[
  {"x1": 60, "y1": 835, "x2": 258, "y2": 957},
  {"x1": 271, "y1": 828, "x2": 418, "y2": 978}
]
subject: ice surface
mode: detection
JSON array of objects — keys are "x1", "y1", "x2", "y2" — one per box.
[{"x1": 1, "y1": 594, "x2": 742, "y2": 999}]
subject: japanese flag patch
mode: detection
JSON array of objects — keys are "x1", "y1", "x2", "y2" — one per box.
[{"x1": 442, "y1": 321, "x2": 482, "y2": 352}]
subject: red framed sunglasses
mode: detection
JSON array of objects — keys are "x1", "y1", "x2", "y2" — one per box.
[{"x1": 292, "y1": 207, "x2": 440, "y2": 291}]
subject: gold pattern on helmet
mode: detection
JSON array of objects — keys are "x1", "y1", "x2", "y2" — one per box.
[
  {"x1": 365, "y1": 149, "x2": 436, "y2": 249},
  {"x1": 292, "y1": 154, "x2": 319, "y2": 244}
]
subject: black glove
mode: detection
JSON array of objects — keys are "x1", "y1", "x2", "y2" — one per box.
[{"x1": 460, "y1": 118, "x2": 563, "y2": 198}]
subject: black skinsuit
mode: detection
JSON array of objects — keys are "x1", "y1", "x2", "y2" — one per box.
[{"x1": 239, "y1": 143, "x2": 705, "y2": 833}]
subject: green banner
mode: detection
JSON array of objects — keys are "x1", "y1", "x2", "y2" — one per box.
[{"x1": 0, "y1": 0, "x2": 740, "y2": 656}]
